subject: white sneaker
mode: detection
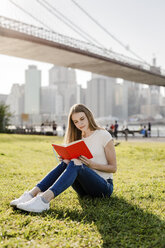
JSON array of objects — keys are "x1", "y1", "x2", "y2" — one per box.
[
  {"x1": 10, "y1": 191, "x2": 33, "y2": 207},
  {"x1": 17, "y1": 195, "x2": 50, "y2": 213}
]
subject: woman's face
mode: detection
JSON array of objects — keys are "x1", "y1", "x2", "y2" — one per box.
[{"x1": 72, "y1": 112, "x2": 89, "y2": 132}]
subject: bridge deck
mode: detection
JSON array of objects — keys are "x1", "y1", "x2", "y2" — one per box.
[{"x1": 0, "y1": 26, "x2": 165, "y2": 86}]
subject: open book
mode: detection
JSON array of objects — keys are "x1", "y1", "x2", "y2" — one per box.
[{"x1": 52, "y1": 140, "x2": 93, "y2": 160}]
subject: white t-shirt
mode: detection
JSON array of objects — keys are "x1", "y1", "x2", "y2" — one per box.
[{"x1": 82, "y1": 129, "x2": 113, "y2": 180}]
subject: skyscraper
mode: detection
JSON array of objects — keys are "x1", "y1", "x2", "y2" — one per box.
[
  {"x1": 0, "y1": 94, "x2": 7, "y2": 104},
  {"x1": 40, "y1": 85, "x2": 63, "y2": 117},
  {"x1": 49, "y1": 65, "x2": 78, "y2": 114},
  {"x1": 86, "y1": 74, "x2": 116, "y2": 118},
  {"x1": 6, "y1": 83, "x2": 24, "y2": 126},
  {"x1": 49, "y1": 65, "x2": 76, "y2": 86},
  {"x1": 127, "y1": 82, "x2": 141, "y2": 116},
  {"x1": 24, "y1": 65, "x2": 41, "y2": 115}
]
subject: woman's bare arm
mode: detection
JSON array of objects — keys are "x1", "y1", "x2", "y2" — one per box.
[{"x1": 79, "y1": 140, "x2": 117, "y2": 173}]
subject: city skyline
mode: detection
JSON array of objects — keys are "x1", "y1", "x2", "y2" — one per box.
[
  {"x1": 0, "y1": 0, "x2": 165, "y2": 94},
  {"x1": 2, "y1": 64, "x2": 165, "y2": 129},
  {"x1": 0, "y1": 55, "x2": 91, "y2": 95},
  {"x1": 1, "y1": 61, "x2": 164, "y2": 97}
]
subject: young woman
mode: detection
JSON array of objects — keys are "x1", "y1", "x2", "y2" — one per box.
[{"x1": 10, "y1": 104, "x2": 117, "y2": 213}]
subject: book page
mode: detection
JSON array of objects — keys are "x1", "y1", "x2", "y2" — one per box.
[{"x1": 62, "y1": 139, "x2": 83, "y2": 147}]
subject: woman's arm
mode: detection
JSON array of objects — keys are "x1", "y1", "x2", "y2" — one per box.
[{"x1": 79, "y1": 140, "x2": 117, "y2": 173}]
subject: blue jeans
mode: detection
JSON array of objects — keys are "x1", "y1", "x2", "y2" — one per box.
[{"x1": 36, "y1": 161, "x2": 113, "y2": 198}]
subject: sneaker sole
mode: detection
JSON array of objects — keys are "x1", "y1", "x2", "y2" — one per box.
[
  {"x1": 17, "y1": 206, "x2": 49, "y2": 213},
  {"x1": 10, "y1": 204, "x2": 18, "y2": 208}
]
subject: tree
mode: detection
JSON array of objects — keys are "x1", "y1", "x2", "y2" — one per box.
[{"x1": 0, "y1": 104, "x2": 12, "y2": 132}]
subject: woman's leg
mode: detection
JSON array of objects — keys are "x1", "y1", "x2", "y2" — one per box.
[
  {"x1": 36, "y1": 161, "x2": 67, "y2": 193},
  {"x1": 16, "y1": 161, "x2": 113, "y2": 213},
  {"x1": 73, "y1": 166, "x2": 113, "y2": 197},
  {"x1": 48, "y1": 161, "x2": 113, "y2": 198},
  {"x1": 10, "y1": 162, "x2": 67, "y2": 207},
  {"x1": 72, "y1": 179, "x2": 88, "y2": 197}
]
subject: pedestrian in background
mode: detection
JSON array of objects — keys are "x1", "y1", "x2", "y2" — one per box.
[
  {"x1": 114, "y1": 121, "x2": 118, "y2": 139},
  {"x1": 148, "y1": 122, "x2": 151, "y2": 137}
]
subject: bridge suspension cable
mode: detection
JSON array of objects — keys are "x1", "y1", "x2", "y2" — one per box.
[
  {"x1": 8, "y1": 0, "x2": 149, "y2": 65},
  {"x1": 9, "y1": 0, "x2": 55, "y2": 32},
  {"x1": 9, "y1": 0, "x2": 105, "y2": 48},
  {"x1": 71, "y1": 0, "x2": 150, "y2": 65},
  {"x1": 36, "y1": 0, "x2": 105, "y2": 48}
]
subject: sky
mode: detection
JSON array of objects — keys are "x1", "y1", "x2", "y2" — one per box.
[{"x1": 0, "y1": 0, "x2": 165, "y2": 94}]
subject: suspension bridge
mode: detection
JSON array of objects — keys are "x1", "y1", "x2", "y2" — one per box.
[{"x1": 0, "y1": 15, "x2": 165, "y2": 86}]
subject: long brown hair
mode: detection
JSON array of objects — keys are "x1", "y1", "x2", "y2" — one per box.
[{"x1": 64, "y1": 104, "x2": 100, "y2": 144}]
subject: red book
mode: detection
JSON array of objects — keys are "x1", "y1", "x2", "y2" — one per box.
[{"x1": 52, "y1": 140, "x2": 93, "y2": 160}]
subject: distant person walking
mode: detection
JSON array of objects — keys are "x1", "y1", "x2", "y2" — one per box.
[
  {"x1": 63, "y1": 123, "x2": 66, "y2": 136},
  {"x1": 109, "y1": 123, "x2": 115, "y2": 137},
  {"x1": 114, "y1": 121, "x2": 119, "y2": 139},
  {"x1": 52, "y1": 121, "x2": 57, "y2": 136},
  {"x1": 142, "y1": 126, "x2": 148, "y2": 138},
  {"x1": 148, "y1": 122, "x2": 151, "y2": 137},
  {"x1": 41, "y1": 123, "x2": 45, "y2": 135}
]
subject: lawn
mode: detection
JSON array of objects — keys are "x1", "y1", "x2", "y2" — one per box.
[{"x1": 0, "y1": 134, "x2": 164, "y2": 248}]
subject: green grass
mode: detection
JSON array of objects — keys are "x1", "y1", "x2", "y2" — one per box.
[{"x1": 0, "y1": 134, "x2": 165, "y2": 248}]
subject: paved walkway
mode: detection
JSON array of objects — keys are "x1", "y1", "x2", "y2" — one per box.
[{"x1": 117, "y1": 136, "x2": 165, "y2": 142}]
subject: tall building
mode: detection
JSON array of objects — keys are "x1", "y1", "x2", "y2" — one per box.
[
  {"x1": 149, "y1": 85, "x2": 160, "y2": 105},
  {"x1": 122, "y1": 81, "x2": 129, "y2": 120},
  {"x1": 40, "y1": 85, "x2": 63, "y2": 119},
  {"x1": 114, "y1": 81, "x2": 128, "y2": 120},
  {"x1": 49, "y1": 65, "x2": 76, "y2": 86},
  {"x1": 24, "y1": 65, "x2": 41, "y2": 115},
  {"x1": 6, "y1": 84, "x2": 24, "y2": 126},
  {"x1": 127, "y1": 82, "x2": 141, "y2": 116},
  {"x1": 86, "y1": 74, "x2": 116, "y2": 118},
  {"x1": 6, "y1": 84, "x2": 24, "y2": 116},
  {"x1": 79, "y1": 87, "x2": 86, "y2": 105},
  {"x1": 0, "y1": 94, "x2": 7, "y2": 104},
  {"x1": 140, "y1": 85, "x2": 162, "y2": 117},
  {"x1": 49, "y1": 65, "x2": 78, "y2": 115},
  {"x1": 114, "y1": 83, "x2": 123, "y2": 118}
]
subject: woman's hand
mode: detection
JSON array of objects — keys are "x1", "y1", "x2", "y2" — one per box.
[
  {"x1": 71, "y1": 158, "x2": 83, "y2": 165},
  {"x1": 63, "y1": 159, "x2": 70, "y2": 164},
  {"x1": 58, "y1": 156, "x2": 70, "y2": 165},
  {"x1": 79, "y1": 155, "x2": 94, "y2": 168}
]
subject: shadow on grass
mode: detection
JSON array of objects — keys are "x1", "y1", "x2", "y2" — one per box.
[{"x1": 45, "y1": 195, "x2": 164, "y2": 248}]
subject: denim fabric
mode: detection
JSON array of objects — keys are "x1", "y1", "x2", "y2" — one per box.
[{"x1": 37, "y1": 161, "x2": 113, "y2": 198}]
